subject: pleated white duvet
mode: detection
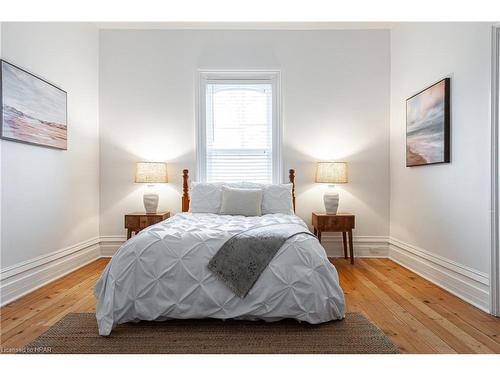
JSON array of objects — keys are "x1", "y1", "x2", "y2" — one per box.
[{"x1": 94, "y1": 213, "x2": 345, "y2": 335}]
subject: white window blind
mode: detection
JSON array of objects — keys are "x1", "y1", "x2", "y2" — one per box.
[{"x1": 198, "y1": 72, "x2": 281, "y2": 183}]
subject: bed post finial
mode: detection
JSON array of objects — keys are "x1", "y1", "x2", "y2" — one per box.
[
  {"x1": 289, "y1": 169, "x2": 296, "y2": 212},
  {"x1": 182, "y1": 169, "x2": 189, "y2": 212}
]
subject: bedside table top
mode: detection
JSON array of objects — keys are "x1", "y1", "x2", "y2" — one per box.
[
  {"x1": 126, "y1": 211, "x2": 170, "y2": 217},
  {"x1": 312, "y1": 212, "x2": 354, "y2": 217}
]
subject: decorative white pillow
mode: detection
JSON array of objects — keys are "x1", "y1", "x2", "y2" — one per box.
[
  {"x1": 188, "y1": 182, "x2": 223, "y2": 213},
  {"x1": 219, "y1": 186, "x2": 263, "y2": 216},
  {"x1": 261, "y1": 183, "x2": 294, "y2": 215}
]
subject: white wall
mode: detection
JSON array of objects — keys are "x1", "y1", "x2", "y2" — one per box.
[
  {"x1": 99, "y1": 29, "x2": 391, "y2": 246},
  {"x1": 389, "y1": 23, "x2": 492, "y2": 274},
  {"x1": 1, "y1": 23, "x2": 100, "y2": 268}
]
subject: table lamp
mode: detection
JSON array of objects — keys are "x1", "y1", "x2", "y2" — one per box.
[
  {"x1": 315, "y1": 162, "x2": 348, "y2": 214},
  {"x1": 135, "y1": 162, "x2": 168, "y2": 214}
]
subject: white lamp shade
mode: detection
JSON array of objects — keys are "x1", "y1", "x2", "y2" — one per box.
[
  {"x1": 135, "y1": 162, "x2": 168, "y2": 183},
  {"x1": 315, "y1": 162, "x2": 348, "y2": 184}
]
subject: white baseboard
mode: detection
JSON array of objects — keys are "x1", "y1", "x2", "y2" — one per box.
[
  {"x1": 388, "y1": 237, "x2": 490, "y2": 313},
  {"x1": 321, "y1": 235, "x2": 389, "y2": 258},
  {"x1": 100, "y1": 235, "x2": 127, "y2": 257},
  {"x1": 0, "y1": 237, "x2": 101, "y2": 306}
]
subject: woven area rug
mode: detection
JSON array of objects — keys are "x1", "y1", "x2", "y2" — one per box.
[{"x1": 24, "y1": 312, "x2": 399, "y2": 354}]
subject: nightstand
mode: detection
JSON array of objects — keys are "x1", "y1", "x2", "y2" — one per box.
[
  {"x1": 312, "y1": 212, "x2": 355, "y2": 264},
  {"x1": 124, "y1": 212, "x2": 170, "y2": 239}
]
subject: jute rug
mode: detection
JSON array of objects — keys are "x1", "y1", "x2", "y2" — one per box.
[{"x1": 24, "y1": 312, "x2": 399, "y2": 354}]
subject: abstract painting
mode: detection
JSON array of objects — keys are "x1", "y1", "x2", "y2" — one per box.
[
  {"x1": 406, "y1": 78, "x2": 450, "y2": 167},
  {"x1": 1, "y1": 60, "x2": 67, "y2": 150}
]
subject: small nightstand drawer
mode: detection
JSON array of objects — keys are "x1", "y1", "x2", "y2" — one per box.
[
  {"x1": 312, "y1": 213, "x2": 354, "y2": 231},
  {"x1": 125, "y1": 212, "x2": 170, "y2": 239},
  {"x1": 125, "y1": 215, "x2": 140, "y2": 228}
]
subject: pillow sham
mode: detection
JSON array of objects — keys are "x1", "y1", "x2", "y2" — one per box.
[
  {"x1": 188, "y1": 182, "x2": 223, "y2": 213},
  {"x1": 261, "y1": 183, "x2": 294, "y2": 215},
  {"x1": 219, "y1": 186, "x2": 263, "y2": 216}
]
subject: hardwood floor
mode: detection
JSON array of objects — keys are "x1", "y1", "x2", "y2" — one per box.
[{"x1": 1, "y1": 257, "x2": 499, "y2": 353}]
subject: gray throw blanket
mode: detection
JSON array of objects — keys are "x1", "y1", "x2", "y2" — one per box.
[{"x1": 207, "y1": 223, "x2": 315, "y2": 298}]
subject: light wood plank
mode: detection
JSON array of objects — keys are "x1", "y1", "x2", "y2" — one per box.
[
  {"x1": 370, "y1": 258, "x2": 500, "y2": 342},
  {"x1": 336, "y1": 260, "x2": 456, "y2": 353},
  {"x1": 337, "y1": 266, "x2": 433, "y2": 352},
  {"x1": 357, "y1": 259, "x2": 495, "y2": 353}
]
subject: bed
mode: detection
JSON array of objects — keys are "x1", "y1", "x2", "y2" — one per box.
[{"x1": 94, "y1": 169, "x2": 345, "y2": 336}]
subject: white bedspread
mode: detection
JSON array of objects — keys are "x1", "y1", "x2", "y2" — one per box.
[{"x1": 94, "y1": 213, "x2": 345, "y2": 335}]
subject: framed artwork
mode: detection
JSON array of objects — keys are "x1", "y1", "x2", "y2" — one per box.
[
  {"x1": 1, "y1": 59, "x2": 67, "y2": 150},
  {"x1": 406, "y1": 78, "x2": 450, "y2": 167}
]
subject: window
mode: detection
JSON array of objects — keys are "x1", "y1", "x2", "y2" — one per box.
[{"x1": 197, "y1": 71, "x2": 281, "y2": 183}]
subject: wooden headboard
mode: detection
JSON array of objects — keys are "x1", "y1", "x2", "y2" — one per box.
[{"x1": 182, "y1": 169, "x2": 296, "y2": 213}]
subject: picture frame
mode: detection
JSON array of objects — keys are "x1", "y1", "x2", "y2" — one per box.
[
  {"x1": 0, "y1": 59, "x2": 68, "y2": 150},
  {"x1": 406, "y1": 77, "x2": 450, "y2": 167}
]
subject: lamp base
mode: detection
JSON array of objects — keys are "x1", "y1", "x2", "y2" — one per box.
[
  {"x1": 323, "y1": 185, "x2": 339, "y2": 214},
  {"x1": 143, "y1": 187, "x2": 159, "y2": 214}
]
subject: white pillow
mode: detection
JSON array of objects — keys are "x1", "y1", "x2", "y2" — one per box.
[
  {"x1": 261, "y1": 183, "x2": 294, "y2": 215},
  {"x1": 188, "y1": 182, "x2": 223, "y2": 213},
  {"x1": 219, "y1": 186, "x2": 263, "y2": 216}
]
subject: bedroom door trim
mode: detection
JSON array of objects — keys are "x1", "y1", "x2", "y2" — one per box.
[{"x1": 491, "y1": 24, "x2": 500, "y2": 317}]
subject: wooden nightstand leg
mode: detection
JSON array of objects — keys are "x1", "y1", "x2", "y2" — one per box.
[
  {"x1": 127, "y1": 229, "x2": 132, "y2": 240},
  {"x1": 313, "y1": 227, "x2": 317, "y2": 236},
  {"x1": 317, "y1": 230, "x2": 322, "y2": 242},
  {"x1": 342, "y1": 232, "x2": 348, "y2": 259},
  {"x1": 348, "y1": 229, "x2": 354, "y2": 264}
]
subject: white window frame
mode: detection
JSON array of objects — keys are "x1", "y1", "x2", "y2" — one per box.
[{"x1": 196, "y1": 70, "x2": 282, "y2": 183}]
